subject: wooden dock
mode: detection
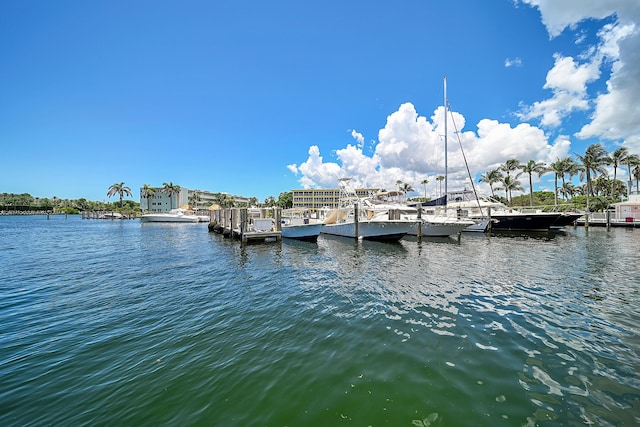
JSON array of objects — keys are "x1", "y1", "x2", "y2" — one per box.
[
  {"x1": 208, "y1": 207, "x2": 282, "y2": 243},
  {"x1": 81, "y1": 211, "x2": 138, "y2": 220}
]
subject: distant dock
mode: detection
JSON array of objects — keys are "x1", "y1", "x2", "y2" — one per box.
[
  {"x1": 81, "y1": 211, "x2": 138, "y2": 220},
  {"x1": 576, "y1": 212, "x2": 640, "y2": 228},
  {"x1": 208, "y1": 207, "x2": 282, "y2": 243}
]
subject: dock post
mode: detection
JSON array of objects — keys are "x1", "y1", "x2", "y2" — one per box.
[
  {"x1": 486, "y1": 207, "x2": 492, "y2": 233},
  {"x1": 417, "y1": 205, "x2": 422, "y2": 240},
  {"x1": 240, "y1": 208, "x2": 247, "y2": 242},
  {"x1": 274, "y1": 207, "x2": 282, "y2": 241},
  {"x1": 354, "y1": 202, "x2": 359, "y2": 239},
  {"x1": 606, "y1": 210, "x2": 611, "y2": 231}
]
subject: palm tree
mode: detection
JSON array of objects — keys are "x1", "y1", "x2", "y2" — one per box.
[
  {"x1": 436, "y1": 175, "x2": 445, "y2": 196},
  {"x1": 162, "y1": 182, "x2": 181, "y2": 210},
  {"x1": 497, "y1": 175, "x2": 524, "y2": 206},
  {"x1": 520, "y1": 160, "x2": 548, "y2": 206},
  {"x1": 478, "y1": 168, "x2": 503, "y2": 198},
  {"x1": 400, "y1": 182, "x2": 413, "y2": 194},
  {"x1": 549, "y1": 158, "x2": 565, "y2": 206},
  {"x1": 575, "y1": 143, "x2": 608, "y2": 211},
  {"x1": 607, "y1": 147, "x2": 628, "y2": 200},
  {"x1": 554, "y1": 156, "x2": 580, "y2": 198},
  {"x1": 502, "y1": 174, "x2": 524, "y2": 206},
  {"x1": 420, "y1": 179, "x2": 429, "y2": 200},
  {"x1": 501, "y1": 158, "x2": 521, "y2": 179},
  {"x1": 633, "y1": 165, "x2": 640, "y2": 194},
  {"x1": 624, "y1": 153, "x2": 640, "y2": 196},
  {"x1": 141, "y1": 184, "x2": 155, "y2": 212},
  {"x1": 559, "y1": 182, "x2": 577, "y2": 200},
  {"x1": 189, "y1": 190, "x2": 201, "y2": 210},
  {"x1": 107, "y1": 182, "x2": 132, "y2": 209}
]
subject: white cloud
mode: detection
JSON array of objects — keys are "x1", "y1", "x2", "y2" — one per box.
[
  {"x1": 576, "y1": 21, "x2": 640, "y2": 149},
  {"x1": 289, "y1": 145, "x2": 342, "y2": 189},
  {"x1": 505, "y1": 57, "x2": 523, "y2": 67},
  {"x1": 349, "y1": 129, "x2": 365, "y2": 148},
  {"x1": 519, "y1": 0, "x2": 633, "y2": 38},
  {"x1": 290, "y1": 1, "x2": 640, "y2": 196},
  {"x1": 289, "y1": 103, "x2": 569, "y2": 197},
  {"x1": 520, "y1": 0, "x2": 640, "y2": 151},
  {"x1": 517, "y1": 53, "x2": 598, "y2": 128}
]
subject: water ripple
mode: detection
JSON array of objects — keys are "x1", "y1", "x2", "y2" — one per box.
[{"x1": 1, "y1": 218, "x2": 639, "y2": 425}]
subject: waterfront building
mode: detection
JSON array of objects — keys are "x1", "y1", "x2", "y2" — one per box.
[
  {"x1": 139, "y1": 187, "x2": 189, "y2": 213},
  {"x1": 291, "y1": 187, "x2": 379, "y2": 210},
  {"x1": 612, "y1": 191, "x2": 640, "y2": 222},
  {"x1": 140, "y1": 187, "x2": 249, "y2": 212}
]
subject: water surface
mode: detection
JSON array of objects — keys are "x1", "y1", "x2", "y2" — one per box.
[{"x1": 1, "y1": 216, "x2": 639, "y2": 426}]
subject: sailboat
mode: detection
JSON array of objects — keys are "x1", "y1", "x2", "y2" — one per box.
[
  {"x1": 441, "y1": 77, "x2": 565, "y2": 232},
  {"x1": 410, "y1": 76, "x2": 486, "y2": 234}
]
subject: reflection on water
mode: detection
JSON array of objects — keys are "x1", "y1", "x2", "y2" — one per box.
[{"x1": 1, "y1": 217, "x2": 639, "y2": 426}]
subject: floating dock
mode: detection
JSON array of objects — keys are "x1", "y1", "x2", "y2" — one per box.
[{"x1": 209, "y1": 207, "x2": 282, "y2": 243}]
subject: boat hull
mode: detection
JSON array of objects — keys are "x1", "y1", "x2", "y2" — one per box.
[
  {"x1": 488, "y1": 213, "x2": 561, "y2": 232},
  {"x1": 321, "y1": 220, "x2": 413, "y2": 242},
  {"x1": 406, "y1": 217, "x2": 478, "y2": 237},
  {"x1": 281, "y1": 223, "x2": 323, "y2": 242},
  {"x1": 550, "y1": 212, "x2": 584, "y2": 228},
  {"x1": 140, "y1": 214, "x2": 199, "y2": 223}
]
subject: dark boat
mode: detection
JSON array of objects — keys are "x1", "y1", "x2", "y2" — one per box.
[
  {"x1": 489, "y1": 211, "x2": 563, "y2": 232},
  {"x1": 550, "y1": 212, "x2": 584, "y2": 229}
]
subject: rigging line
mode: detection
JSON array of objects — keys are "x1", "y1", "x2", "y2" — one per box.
[{"x1": 447, "y1": 102, "x2": 485, "y2": 217}]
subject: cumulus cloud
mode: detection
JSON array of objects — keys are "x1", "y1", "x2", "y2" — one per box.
[
  {"x1": 349, "y1": 129, "x2": 365, "y2": 148},
  {"x1": 288, "y1": 103, "x2": 569, "y2": 197},
  {"x1": 520, "y1": 0, "x2": 640, "y2": 150},
  {"x1": 289, "y1": 1, "x2": 640, "y2": 196}
]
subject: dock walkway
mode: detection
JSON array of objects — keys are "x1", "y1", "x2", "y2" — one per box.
[
  {"x1": 576, "y1": 212, "x2": 640, "y2": 228},
  {"x1": 209, "y1": 207, "x2": 282, "y2": 243}
]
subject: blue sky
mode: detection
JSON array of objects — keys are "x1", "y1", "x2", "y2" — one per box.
[{"x1": 2, "y1": 0, "x2": 639, "y2": 203}]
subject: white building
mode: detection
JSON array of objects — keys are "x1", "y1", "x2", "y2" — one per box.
[
  {"x1": 140, "y1": 187, "x2": 251, "y2": 212},
  {"x1": 612, "y1": 192, "x2": 640, "y2": 222},
  {"x1": 139, "y1": 186, "x2": 189, "y2": 213}
]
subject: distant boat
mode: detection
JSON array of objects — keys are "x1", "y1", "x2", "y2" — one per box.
[
  {"x1": 281, "y1": 210, "x2": 323, "y2": 242},
  {"x1": 99, "y1": 212, "x2": 123, "y2": 220},
  {"x1": 321, "y1": 179, "x2": 417, "y2": 242},
  {"x1": 140, "y1": 208, "x2": 200, "y2": 223}
]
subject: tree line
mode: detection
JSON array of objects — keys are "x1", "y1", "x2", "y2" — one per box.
[
  {"x1": 479, "y1": 144, "x2": 640, "y2": 210},
  {"x1": 394, "y1": 143, "x2": 640, "y2": 212}
]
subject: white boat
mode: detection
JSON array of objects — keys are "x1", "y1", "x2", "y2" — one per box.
[
  {"x1": 281, "y1": 209, "x2": 323, "y2": 242},
  {"x1": 367, "y1": 191, "x2": 476, "y2": 237},
  {"x1": 99, "y1": 212, "x2": 123, "y2": 220},
  {"x1": 140, "y1": 208, "x2": 200, "y2": 223},
  {"x1": 320, "y1": 179, "x2": 417, "y2": 242}
]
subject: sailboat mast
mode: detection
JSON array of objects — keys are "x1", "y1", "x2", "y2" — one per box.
[{"x1": 443, "y1": 76, "x2": 448, "y2": 201}]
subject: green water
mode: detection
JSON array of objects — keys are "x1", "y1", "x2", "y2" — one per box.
[{"x1": 1, "y1": 216, "x2": 639, "y2": 426}]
